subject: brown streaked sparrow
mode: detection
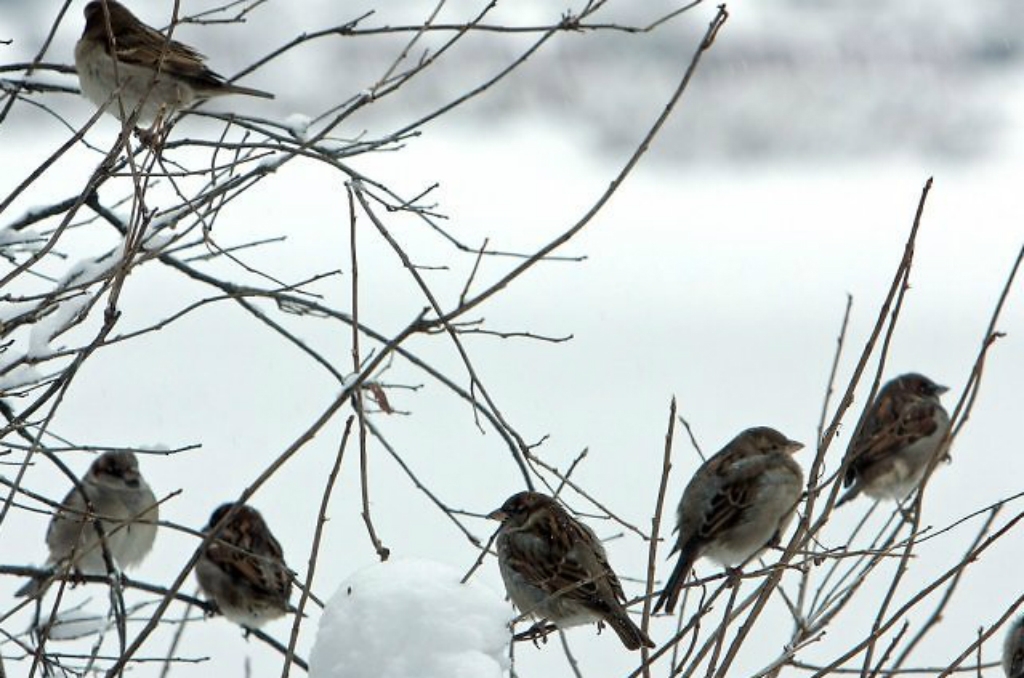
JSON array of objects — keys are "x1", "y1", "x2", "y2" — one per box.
[
  {"x1": 1005, "y1": 615, "x2": 1024, "y2": 678},
  {"x1": 196, "y1": 502, "x2": 293, "y2": 629},
  {"x1": 74, "y1": 0, "x2": 274, "y2": 124},
  {"x1": 17, "y1": 450, "x2": 159, "y2": 597},
  {"x1": 654, "y1": 427, "x2": 804, "y2": 615},
  {"x1": 836, "y1": 373, "x2": 950, "y2": 507},
  {"x1": 488, "y1": 491, "x2": 654, "y2": 651}
]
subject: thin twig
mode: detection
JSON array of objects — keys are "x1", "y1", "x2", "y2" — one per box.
[
  {"x1": 639, "y1": 396, "x2": 677, "y2": 677},
  {"x1": 282, "y1": 417, "x2": 354, "y2": 678}
]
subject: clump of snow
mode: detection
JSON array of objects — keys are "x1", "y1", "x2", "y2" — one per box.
[
  {"x1": 313, "y1": 140, "x2": 348, "y2": 156},
  {"x1": 0, "y1": 299, "x2": 37, "y2": 324},
  {"x1": 0, "y1": 363, "x2": 43, "y2": 391},
  {"x1": 147, "y1": 209, "x2": 183, "y2": 231},
  {"x1": 58, "y1": 251, "x2": 119, "y2": 288},
  {"x1": 284, "y1": 113, "x2": 312, "y2": 140},
  {"x1": 141, "y1": 231, "x2": 174, "y2": 251},
  {"x1": 257, "y1": 152, "x2": 286, "y2": 170},
  {"x1": 309, "y1": 559, "x2": 510, "y2": 678},
  {"x1": 0, "y1": 227, "x2": 39, "y2": 246},
  {"x1": 28, "y1": 293, "x2": 92, "y2": 357}
]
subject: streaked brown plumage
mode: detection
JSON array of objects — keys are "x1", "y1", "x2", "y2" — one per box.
[
  {"x1": 837, "y1": 373, "x2": 950, "y2": 507},
  {"x1": 489, "y1": 492, "x2": 654, "y2": 651},
  {"x1": 74, "y1": 0, "x2": 273, "y2": 123},
  {"x1": 196, "y1": 502, "x2": 292, "y2": 628},
  {"x1": 655, "y1": 427, "x2": 804, "y2": 615}
]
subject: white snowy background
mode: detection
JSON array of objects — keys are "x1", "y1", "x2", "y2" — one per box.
[{"x1": 1, "y1": 0, "x2": 1023, "y2": 677}]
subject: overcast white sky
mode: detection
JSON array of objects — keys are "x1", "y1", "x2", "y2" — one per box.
[{"x1": 1, "y1": 1, "x2": 1023, "y2": 677}]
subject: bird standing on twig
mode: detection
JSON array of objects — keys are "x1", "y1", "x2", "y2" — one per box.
[
  {"x1": 654, "y1": 427, "x2": 804, "y2": 615},
  {"x1": 74, "y1": 0, "x2": 274, "y2": 124},
  {"x1": 17, "y1": 450, "x2": 159, "y2": 598},
  {"x1": 489, "y1": 491, "x2": 654, "y2": 651},
  {"x1": 836, "y1": 373, "x2": 950, "y2": 507},
  {"x1": 196, "y1": 502, "x2": 293, "y2": 629}
]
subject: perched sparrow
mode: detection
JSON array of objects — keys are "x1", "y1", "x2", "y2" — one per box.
[
  {"x1": 836, "y1": 373, "x2": 950, "y2": 507},
  {"x1": 17, "y1": 450, "x2": 159, "y2": 597},
  {"x1": 74, "y1": 0, "x2": 274, "y2": 124},
  {"x1": 1005, "y1": 616, "x2": 1024, "y2": 678},
  {"x1": 489, "y1": 492, "x2": 654, "y2": 651},
  {"x1": 196, "y1": 502, "x2": 293, "y2": 628},
  {"x1": 654, "y1": 427, "x2": 804, "y2": 615}
]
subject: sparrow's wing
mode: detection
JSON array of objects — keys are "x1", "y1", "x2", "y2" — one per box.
[
  {"x1": 699, "y1": 480, "x2": 754, "y2": 541},
  {"x1": 504, "y1": 508, "x2": 624, "y2": 610},
  {"x1": 206, "y1": 521, "x2": 291, "y2": 602},
  {"x1": 97, "y1": 13, "x2": 233, "y2": 89},
  {"x1": 844, "y1": 395, "x2": 942, "y2": 485},
  {"x1": 103, "y1": 14, "x2": 204, "y2": 66},
  {"x1": 572, "y1": 522, "x2": 628, "y2": 605},
  {"x1": 695, "y1": 451, "x2": 777, "y2": 541},
  {"x1": 45, "y1": 486, "x2": 88, "y2": 554}
]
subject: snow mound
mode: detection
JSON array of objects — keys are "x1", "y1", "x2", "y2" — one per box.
[
  {"x1": 284, "y1": 112, "x2": 312, "y2": 140},
  {"x1": 309, "y1": 558, "x2": 511, "y2": 678}
]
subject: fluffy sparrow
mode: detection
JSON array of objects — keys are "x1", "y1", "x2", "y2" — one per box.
[
  {"x1": 1006, "y1": 616, "x2": 1024, "y2": 678},
  {"x1": 196, "y1": 502, "x2": 293, "y2": 628},
  {"x1": 74, "y1": 0, "x2": 274, "y2": 124},
  {"x1": 836, "y1": 373, "x2": 950, "y2": 507},
  {"x1": 489, "y1": 492, "x2": 654, "y2": 651},
  {"x1": 17, "y1": 450, "x2": 159, "y2": 597},
  {"x1": 654, "y1": 427, "x2": 804, "y2": 615}
]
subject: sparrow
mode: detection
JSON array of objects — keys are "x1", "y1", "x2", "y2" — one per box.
[
  {"x1": 836, "y1": 373, "x2": 950, "y2": 507},
  {"x1": 489, "y1": 491, "x2": 654, "y2": 651},
  {"x1": 1006, "y1": 615, "x2": 1024, "y2": 678},
  {"x1": 74, "y1": 0, "x2": 274, "y2": 124},
  {"x1": 195, "y1": 502, "x2": 293, "y2": 628},
  {"x1": 17, "y1": 450, "x2": 159, "y2": 597},
  {"x1": 654, "y1": 427, "x2": 804, "y2": 615}
]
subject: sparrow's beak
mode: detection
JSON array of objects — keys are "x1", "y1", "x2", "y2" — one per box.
[
  {"x1": 933, "y1": 384, "x2": 950, "y2": 395},
  {"x1": 487, "y1": 509, "x2": 507, "y2": 522},
  {"x1": 785, "y1": 440, "x2": 804, "y2": 454}
]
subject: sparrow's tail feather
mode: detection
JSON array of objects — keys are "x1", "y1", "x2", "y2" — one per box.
[
  {"x1": 653, "y1": 548, "x2": 696, "y2": 615},
  {"x1": 221, "y1": 84, "x2": 275, "y2": 100},
  {"x1": 835, "y1": 484, "x2": 860, "y2": 508},
  {"x1": 606, "y1": 610, "x2": 655, "y2": 651},
  {"x1": 15, "y1": 572, "x2": 52, "y2": 598}
]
